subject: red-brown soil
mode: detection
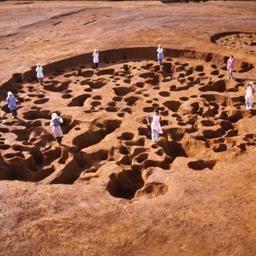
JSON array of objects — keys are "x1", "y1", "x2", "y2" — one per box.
[
  {"x1": 0, "y1": 1, "x2": 256, "y2": 256},
  {"x1": 212, "y1": 32, "x2": 256, "y2": 55}
]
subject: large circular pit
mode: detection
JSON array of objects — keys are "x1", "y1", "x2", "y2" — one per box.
[
  {"x1": 0, "y1": 47, "x2": 255, "y2": 199},
  {"x1": 211, "y1": 31, "x2": 256, "y2": 55}
]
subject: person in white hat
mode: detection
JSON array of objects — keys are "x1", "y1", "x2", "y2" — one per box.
[
  {"x1": 92, "y1": 49, "x2": 99, "y2": 70},
  {"x1": 6, "y1": 91, "x2": 17, "y2": 118},
  {"x1": 50, "y1": 113, "x2": 63, "y2": 144},
  {"x1": 36, "y1": 63, "x2": 44, "y2": 85},
  {"x1": 157, "y1": 44, "x2": 164, "y2": 65},
  {"x1": 245, "y1": 81, "x2": 254, "y2": 110}
]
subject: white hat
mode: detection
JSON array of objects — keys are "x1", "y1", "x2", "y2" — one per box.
[
  {"x1": 158, "y1": 44, "x2": 161, "y2": 48},
  {"x1": 7, "y1": 91, "x2": 13, "y2": 96},
  {"x1": 51, "y1": 113, "x2": 58, "y2": 119},
  {"x1": 37, "y1": 63, "x2": 40, "y2": 66},
  {"x1": 249, "y1": 81, "x2": 254, "y2": 85}
]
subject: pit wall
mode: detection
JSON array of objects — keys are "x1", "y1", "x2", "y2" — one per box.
[
  {"x1": 211, "y1": 31, "x2": 256, "y2": 43},
  {"x1": 0, "y1": 47, "x2": 252, "y2": 101}
]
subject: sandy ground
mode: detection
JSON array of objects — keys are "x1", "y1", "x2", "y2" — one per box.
[{"x1": 0, "y1": 1, "x2": 256, "y2": 256}]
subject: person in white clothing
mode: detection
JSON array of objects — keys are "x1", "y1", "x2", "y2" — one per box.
[
  {"x1": 92, "y1": 49, "x2": 99, "y2": 69},
  {"x1": 245, "y1": 81, "x2": 254, "y2": 110},
  {"x1": 50, "y1": 113, "x2": 64, "y2": 144},
  {"x1": 157, "y1": 44, "x2": 164, "y2": 65},
  {"x1": 36, "y1": 63, "x2": 44, "y2": 85},
  {"x1": 149, "y1": 109, "x2": 163, "y2": 143}
]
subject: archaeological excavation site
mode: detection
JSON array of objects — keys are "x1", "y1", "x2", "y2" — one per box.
[{"x1": 0, "y1": 1, "x2": 255, "y2": 256}]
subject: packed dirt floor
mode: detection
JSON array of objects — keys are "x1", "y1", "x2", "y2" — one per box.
[{"x1": 0, "y1": 1, "x2": 256, "y2": 256}]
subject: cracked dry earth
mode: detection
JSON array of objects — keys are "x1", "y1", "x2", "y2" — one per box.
[{"x1": 0, "y1": 1, "x2": 256, "y2": 256}]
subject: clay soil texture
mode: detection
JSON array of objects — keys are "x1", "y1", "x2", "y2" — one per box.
[{"x1": 0, "y1": 1, "x2": 256, "y2": 256}]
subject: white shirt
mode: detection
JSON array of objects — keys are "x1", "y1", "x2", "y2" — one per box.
[
  {"x1": 157, "y1": 47, "x2": 163, "y2": 54},
  {"x1": 157, "y1": 47, "x2": 164, "y2": 59},
  {"x1": 151, "y1": 113, "x2": 163, "y2": 134},
  {"x1": 92, "y1": 52, "x2": 99, "y2": 64},
  {"x1": 245, "y1": 86, "x2": 253, "y2": 100},
  {"x1": 36, "y1": 66, "x2": 44, "y2": 78}
]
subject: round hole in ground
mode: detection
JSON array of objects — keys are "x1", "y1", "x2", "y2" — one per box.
[{"x1": 107, "y1": 169, "x2": 144, "y2": 199}]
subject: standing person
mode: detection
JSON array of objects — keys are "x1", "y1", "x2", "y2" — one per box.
[
  {"x1": 6, "y1": 91, "x2": 17, "y2": 118},
  {"x1": 149, "y1": 109, "x2": 163, "y2": 143},
  {"x1": 245, "y1": 81, "x2": 254, "y2": 110},
  {"x1": 157, "y1": 44, "x2": 164, "y2": 65},
  {"x1": 227, "y1": 56, "x2": 234, "y2": 79},
  {"x1": 36, "y1": 63, "x2": 44, "y2": 85},
  {"x1": 50, "y1": 113, "x2": 64, "y2": 144},
  {"x1": 92, "y1": 49, "x2": 99, "y2": 70}
]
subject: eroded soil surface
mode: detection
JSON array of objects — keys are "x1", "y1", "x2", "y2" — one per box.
[
  {"x1": 213, "y1": 32, "x2": 256, "y2": 55},
  {"x1": 0, "y1": 1, "x2": 256, "y2": 256}
]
